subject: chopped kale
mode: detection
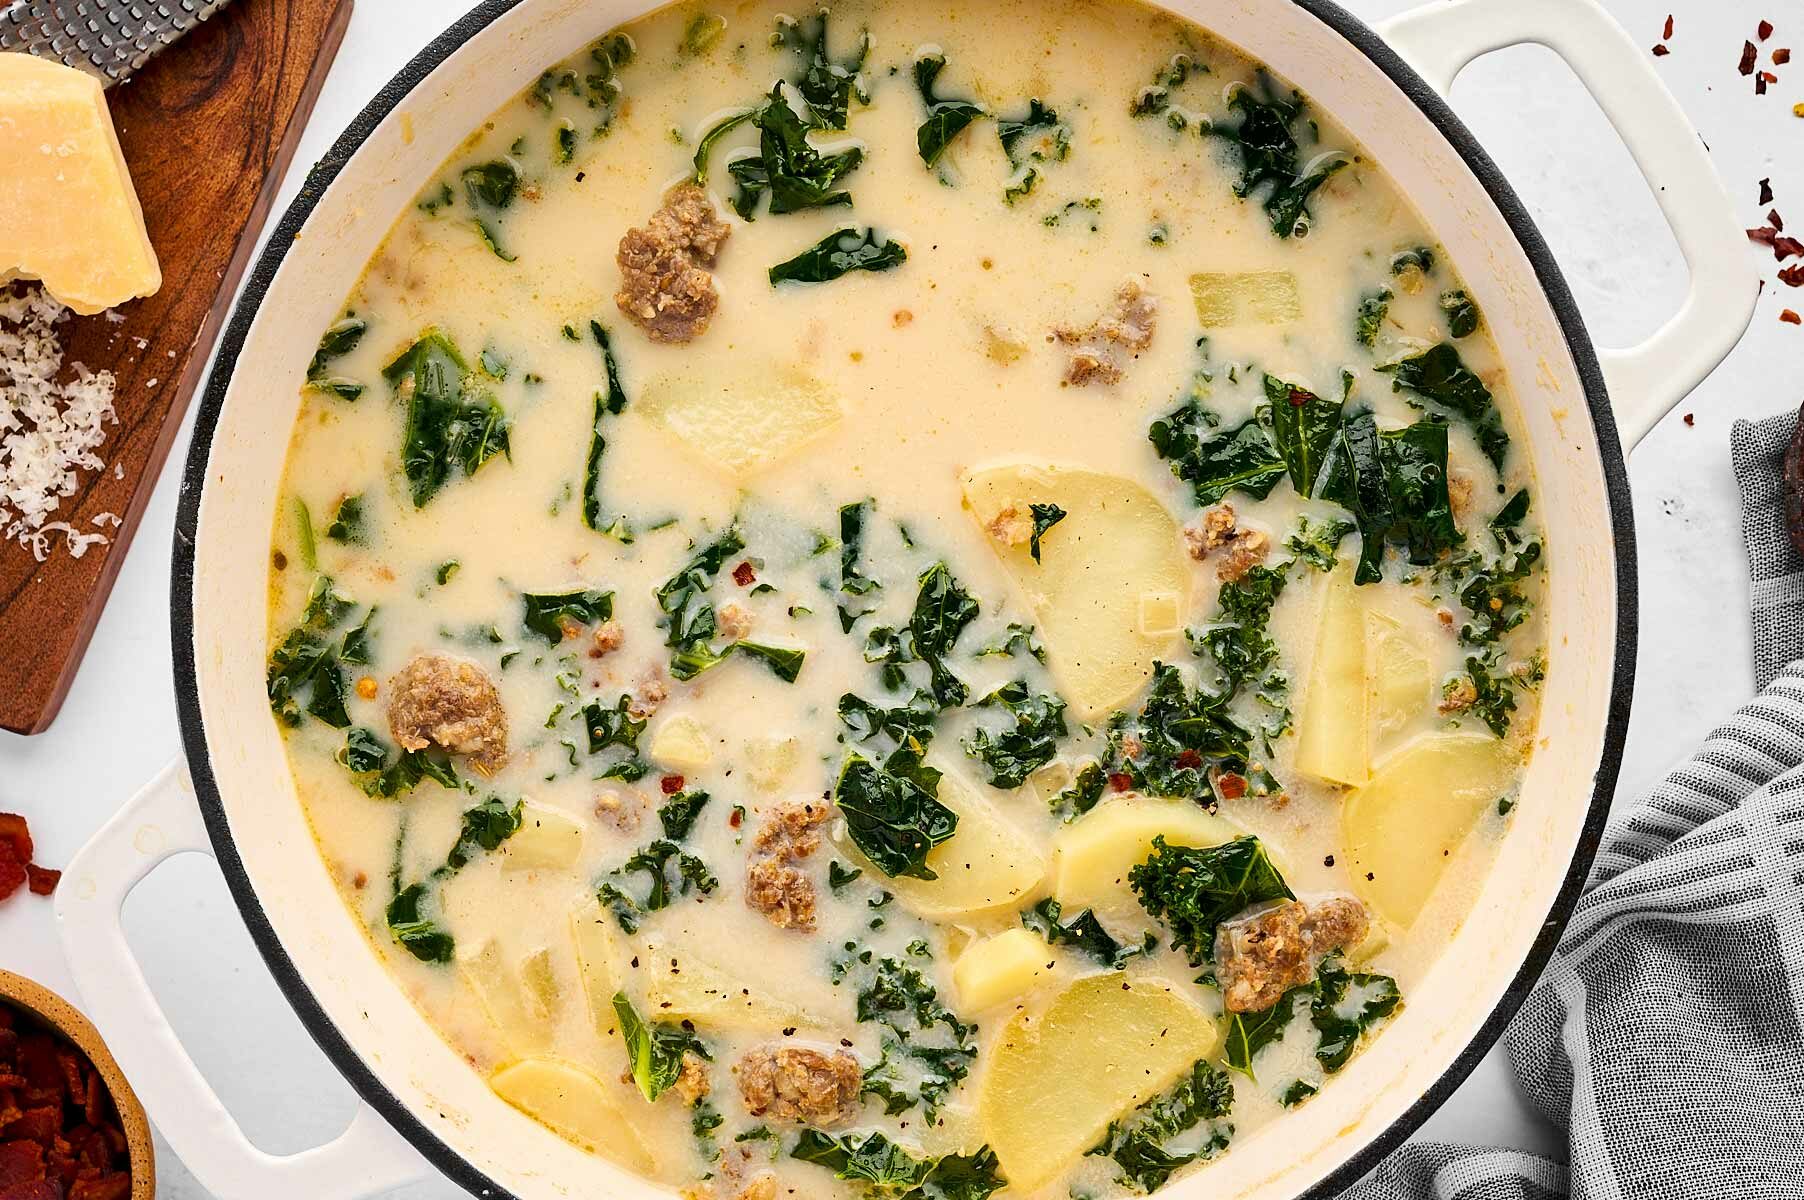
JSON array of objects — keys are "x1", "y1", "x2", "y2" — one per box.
[
  {"x1": 1310, "y1": 956, "x2": 1402, "y2": 1070},
  {"x1": 835, "y1": 748, "x2": 958, "y2": 880},
  {"x1": 1263, "y1": 373, "x2": 1346, "y2": 497},
  {"x1": 1150, "y1": 401, "x2": 1286, "y2": 507},
  {"x1": 1102, "y1": 662, "x2": 1258, "y2": 802},
  {"x1": 385, "y1": 883, "x2": 455, "y2": 963},
  {"x1": 1190, "y1": 563, "x2": 1288, "y2": 707},
  {"x1": 1281, "y1": 1080, "x2": 1319, "y2": 1107},
  {"x1": 792, "y1": 1130, "x2": 1003, "y2": 1200},
  {"x1": 612, "y1": 992, "x2": 710, "y2": 1102},
  {"x1": 913, "y1": 53, "x2": 988, "y2": 167},
  {"x1": 723, "y1": 85, "x2": 867, "y2": 219},
  {"x1": 1021, "y1": 897, "x2": 1147, "y2": 968},
  {"x1": 1027, "y1": 502, "x2": 1066, "y2": 563},
  {"x1": 1319, "y1": 410, "x2": 1461, "y2": 584},
  {"x1": 521, "y1": 588, "x2": 613, "y2": 644},
  {"x1": 839, "y1": 689, "x2": 940, "y2": 750},
  {"x1": 775, "y1": 9, "x2": 871, "y2": 130},
  {"x1": 1129, "y1": 52, "x2": 1204, "y2": 118},
  {"x1": 604, "y1": 838, "x2": 718, "y2": 924},
  {"x1": 1049, "y1": 761, "x2": 1107, "y2": 820},
  {"x1": 1354, "y1": 287, "x2": 1392, "y2": 348},
  {"x1": 384, "y1": 797, "x2": 523, "y2": 962},
  {"x1": 657, "y1": 525, "x2": 746, "y2": 679},
  {"x1": 383, "y1": 331, "x2": 510, "y2": 507},
  {"x1": 1284, "y1": 515, "x2": 1357, "y2": 572},
  {"x1": 1378, "y1": 342, "x2": 1508, "y2": 469},
  {"x1": 1390, "y1": 246, "x2": 1435, "y2": 277},
  {"x1": 736, "y1": 640, "x2": 807, "y2": 683},
  {"x1": 1210, "y1": 77, "x2": 1348, "y2": 237},
  {"x1": 461, "y1": 158, "x2": 520, "y2": 209},
  {"x1": 769, "y1": 227, "x2": 907, "y2": 285},
  {"x1": 658, "y1": 790, "x2": 711, "y2": 840},
  {"x1": 1087, "y1": 1060, "x2": 1234, "y2": 1192},
  {"x1": 354, "y1": 741, "x2": 460, "y2": 799},
  {"x1": 443, "y1": 796, "x2": 524, "y2": 871},
  {"x1": 691, "y1": 106, "x2": 756, "y2": 184},
  {"x1": 324, "y1": 494, "x2": 365, "y2": 543},
  {"x1": 582, "y1": 694, "x2": 646, "y2": 754},
  {"x1": 909, "y1": 562, "x2": 979, "y2": 707},
  {"x1": 1433, "y1": 488, "x2": 1542, "y2": 647},
  {"x1": 267, "y1": 577, "x2": 362, "y2": 729},
  {"x1": 583, "y1": 322, "x2": 634, "y2": 541},
  {"x1": 306, "y1": 316, "x2": 367, "y2": 399},
  {"x1": 829, "y1": 860, "x2": 864, "y2": 890},
  {"x1": 964, "y1": 680, "x2": 1068, "y2": 789},
  {"x1": 1222, "y1": 990, "x2": 1299, "y2": 1078},
  {"x1": 850, "y1": 955, "x2": 977, "y2": 1117},
  {"x1": 338, "y1": 727, "x2": 388, "y2": 774},
  {"x1": 1129, "y1": 834, "x2": 1294, "y2": 966},
  {"x1": 975, "y1": 623, "x2": 1044, "y2": 662},
  {"x1": 997, "y1": 98, "x2": 1071, "y2": 165},
  {"x1": 1440, "y1": 289, "x2": 1480, "y2": 338},
  {"x1": 838, "y1": 497, "x2": 881, "y2": 631}
]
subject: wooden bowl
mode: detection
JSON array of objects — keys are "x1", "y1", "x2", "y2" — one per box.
[{"x1": 0, "y1": 968, "x2": 155, "y2": 1199}]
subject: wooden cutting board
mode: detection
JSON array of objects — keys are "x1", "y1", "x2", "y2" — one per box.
[{"x1": 0, "y1": 0, "x2": 353, "y2": 735}]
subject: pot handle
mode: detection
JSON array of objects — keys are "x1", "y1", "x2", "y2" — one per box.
[
  {"x1": 1377, "y1": 0, "x2": 1757, "y2": 450},
  {"x1": 53, "y1": 761, "x2": 432, "y2": 1200}
]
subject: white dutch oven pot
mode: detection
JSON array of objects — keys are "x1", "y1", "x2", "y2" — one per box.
[{"x1": 55, "y1": 0, "x2": 1757, "y2": 1196}]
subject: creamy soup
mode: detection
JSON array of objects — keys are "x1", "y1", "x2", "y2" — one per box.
[{"x1": 266, "y1": 1, "x2": 1548, "y2": 1196}]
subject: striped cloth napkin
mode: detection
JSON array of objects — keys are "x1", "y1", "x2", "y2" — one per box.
[{"x1": 1343, "y1": 409, "x2": 1804, "y2": 1200}]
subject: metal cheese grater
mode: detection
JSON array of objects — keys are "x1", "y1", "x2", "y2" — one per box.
[{"x1": 0, "y1": 0, "x2": 236, "y2": 87}]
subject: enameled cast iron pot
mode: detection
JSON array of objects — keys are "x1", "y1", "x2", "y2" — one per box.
[{"x1": 53, "y1": 0, "x2": 1758, "y2": 1197}]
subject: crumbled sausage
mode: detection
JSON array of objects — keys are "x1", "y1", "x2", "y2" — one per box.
[
  {"x1": 386, "y1": 654, "x2": 508, "y2": 773},
  {"x1": 1184, "y1": 504, "x2": 1269, "y2": 581},
  {"x1": 673, "y1": 1050, "x2": 711, "y2": 1105},
  {"x1": 1216, "y1": 529, "x2": 1270, "y2": 582},
  {"x1": 745, "y1": 858, "x2": 816, "y2": 930},
  {"x1": 745, "y1": 802, "x2": 832, "y2": 930},
  {"x1": 1183, "y1": 504, "x2": 1240, "y2": 560},
  {"x1": 630, "y1": 673, "x2": 670, "y2": 719},
  {"x1": 1439, "y1": 674, "x2": 1478, "y2": 715},
  {"x1": 717, "y1": 603, "x2": 755, "y2": 642},
  {"x1": 1216, "y1": 897, "x2": 1371, "y2": 1013},
  {"x1": 734, "y1": 1045, "x2": 862, "y2": 1126},
  {"x1": 594, "y1": 790, "x2": 643, "y2": 831},
  {"x1": 1447, "y1": 470, "x2": 1474, "y2": 524},
  {"x1": 591, "y1": 620, "x2": 624, "y2": 657},
  {"x1": 1056, "y1": 280, "x2": 1158, "y2": 386},
  {"x1": 615, "y1": 184, "x2": 732, "y2": 344},
  {"x1": 985, "y1": 504, "x2": 1033, "y2": 547}
]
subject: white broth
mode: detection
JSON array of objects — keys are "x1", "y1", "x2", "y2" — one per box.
[{"x1": 267, "y1": 1, "x2": 1547, "y2": 1196}]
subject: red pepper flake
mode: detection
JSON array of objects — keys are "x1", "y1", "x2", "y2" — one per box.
[
  {"x1": 1216, "y1": 773, "x2": 1249, "y2": 800},
  {"x1": 660, "y1": 774, "x2": 685, "y2": 794},
  {"x1": 1780, "y1": 265, "x2": 1804, "y2": 287},
  {"x1": 1286, "y1": 386, "x2": 1311, "y2": 407},
  {"x1": 1652, "y1": 44, "x2": 1670, "y2": 57},
  {"x1": 1761, "y1": 178, "x2": 1776, "y2": 206},
  {"x1": 1107, "y1": 771, "x2": 1134, "y2": 793},
  {"x1": 1782, "y1": 309, "x2": 1803, "y2": 325},
  {"x1": 727, "y1": 808, "x2": 743, "y2": 828},
  {"x1": 1173, "y1": 748, "x2": 1203, "y2": 769},
  {"x1": 1777, "y1": 48, "x2": 1793, "y2": 65},
  {"x1": 1663, "y1": 14, "x2": 1674, "y2": 40},
  {"x1": 1757, "y1": 71, "x2": 1777, "y2": 94},
  {"x1": 1777, "y1": 236, "x2": 1804, "y2": 260},
  {"x1": 1741, "y1": 40, "x2": 1759, "y2": 74},
  {"x1": 1758, "y1": 19, "x2": 1774, "y2": 41},
  {"x1": 731, "y1": 560, "x2": 757, "y2": 587}
]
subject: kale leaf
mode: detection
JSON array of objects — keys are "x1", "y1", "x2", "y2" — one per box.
[
  {"x1": 657, "y1": 525, "x2": 746, "y2": 679},
  {"x1": 1211, "y1": 78, "x2": 1348, "y2": 237},
  {"x1": 1225, "y1": 954, "x2": 1402, "y2": 1078},
  {"x1": 324, "y1": 494, "x2": 366, "y2": 543},
  {"x1": 612, "y1": 991, "x2": 710, "y2": 1102},
  {"x1": 1318, "y1": 410, "x2": 1461, "y2": 584},
  {"x1": 914, "y1": 53, "x2": 988, "y2": 167},
  {"x1": 658, "y1": 790, "x2": 711, "y2": 839},
  {"x1": 1354, "y1": 287, "x2": 1392, "y2": 348},
  {"x1": 385, "y1": 883, "x2": 455, "y2": 963},
  {"x1": 838, "y1": 497, "x2": 881, "y2": 631},
  {"x1": 792, "y1": 1130, "x2": 1003, "y2": 1200},
  {"x1": 582, "y1": 694, "x2": 646, "y2": 754},
  {"x1": 460, "y1": 158, "x2": 521, "y2": 261},
  {"x1": 769, "y1": 227, "x2": 907, "y2": 285},
  {"x1": 1087, "y1": 1060, "x2": 1234, "y2": 1192},
  {"x1": 1378, "y1": 342, "x2": 1508, "y2": 469},
  {"x1": 963, "y1": 680, "x2": 1068, "y2": 788},
  {"x1": 1103, "y1": 662, "x2": 1257, "y2": 802},
  {"x1": 443, "y1": 796, "x2": 524, "y2": 871},
  {"x1": 844, "y1": 953, "x2": 977, "y2": 1118},
  {"x1": 1150, "y1": 401, "x2": 1286, "y2": 507},
  {"x1": 1021, "y1": 897, "x2": 1148, "y2": 968},
  {"x1": 724, "y1": 85, "x2": 867, "y2": 219},
  {"x1": 736, "y1": 640, "x2": 807, "y2": 683},
  {"x1": 975, "y1": 623, "x2": 1044, "y2": 662},
  {"x1": 1190, "y1": 564, "x2": 1287, "y2": 695},
  {"x1": 1222, "y1": 990, "x2": 1300, "y2": 1077},
  {"x1": 1263, "y1": 373, "x2": 1345, "y2": 497},
  {"x1": 909, "y1": 562, "x2": 979, "y2": 707},
  {"x1": 383, "y1": 331, "x2": 510, "y2": 507},
  {"x1": 839, "y1": 689, "x2": 940, "y2": 751},
  {"x1": 267, "y1": 576, "x2": 363, "y2": 729},
  {"x1": 775, "y1": 9, "x2": 871, "y2": 130},
  {"x1": 583, "y1": 322, "x2": 634, "y2": 541},
  {"x1": 1440, "y1": 289, "x2": 1480, "y2": 338},
  {"x1": 1284, "y1": 515, "x2": 1356, "y2": 572},
  {"x1": 521, "y1": 588, "x2": 614, "y2": 644},
  {"x1": 603, "y1": 838, "x2": 718, "y2": 925},
  {"x1": 1129, "y1": 834, "x2": 1294, "y2": 966},
  {"x1": 1048, "y1": 760, "x2": 1107, "y2": 820},
  {"x1": 306, "y1": 316, "x2": 367, "y2": 400},
  {"x1": 384, "y1": 797, "x2": 523, "y2": 961},
  {"x1": 835, "y1": 749, "x2": 958, "y2": 880},
  {"x1": 1027, "y1": 502, "x2": 1066, "y2": 563}
]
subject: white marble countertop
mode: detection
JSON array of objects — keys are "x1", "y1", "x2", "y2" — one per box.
[{"x1": 0, "y1": 0, "x2": 1795, "y2": 1195}]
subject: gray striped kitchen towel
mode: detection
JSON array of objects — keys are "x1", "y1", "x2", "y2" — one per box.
[{"x1": 1342, "y1": 408, "x2": 1804, "y2": 1200}]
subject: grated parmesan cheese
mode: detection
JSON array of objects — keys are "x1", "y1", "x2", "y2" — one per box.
[{"x1": 0, "y1": 286, "x2": 120, "y2": 561}]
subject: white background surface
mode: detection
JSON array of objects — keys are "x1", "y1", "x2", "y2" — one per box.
[{"x1": 1, "y1": 0, "x2": 1797, "y2": 1195}]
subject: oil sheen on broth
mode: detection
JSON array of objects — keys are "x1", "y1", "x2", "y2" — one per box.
[{"x1": 267, "y1": 0, "x2": 1548, "y2": 1196}]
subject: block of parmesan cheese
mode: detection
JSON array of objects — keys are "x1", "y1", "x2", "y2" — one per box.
[{"x1": 0, "y1": 54, "x2": 161, "y2": 314}]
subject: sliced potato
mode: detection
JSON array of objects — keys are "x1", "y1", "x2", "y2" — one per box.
[
  {"x1": 639, "y1": 362, "x2": 841, "y2": 477},
  {"x1": 743, "y1": 736, "x2": 799, "y2": 792},
  {"x1": 962, "y1": 463, "x2": 1190, "y2": 717},
  {"x1": 1190, "y1": 271, "x2": 1301, "y2": 327},
  {"x1": 1050, "y1": 796, "x2": 1240, "y2": 913},
  {"x1": 506, "y1": 802, "x2": 585, "y2": 870},
  {"x1": 1342, "y1": 731, "x2": 1521, "y2": 927},
  {"x1": 856, "y1": 766, "x2": 1045, "y2": 918},
  {"x1": 1295, "y1": 567, "x2": 1370, "y2": 786},
  {"x1": 568, "y1": 901, "x2": 625, "y2": 1040},
  {"x1": 490, "y1": 1057, "x2": 654, "y2": 1171},
  {"x1": 979, "y1": 975, "x2": 1219, "y2": 1190},
  {"x1": 636, "y1": 924, "x2": 840, "y2": 1031},
  {"x1": 1367, "y1": 610, "x2": 1431, "y2": 743},
  {"x1": 649, "y1": 714, "x2": 713, "y2": 770},
  {"x1": 460, "y1": 939, "x2": 549, "y2": 1055},
  {"x1": 953, "y1": 929, "x2": 1057, "y2": 1012},
  {"x1": 520, "y1": 945, "x2": 559, "y2": 1024}
]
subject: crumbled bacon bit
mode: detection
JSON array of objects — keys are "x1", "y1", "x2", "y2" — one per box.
[
  {"x1": 1783, "y1": 309, "x2": 1802, "y2": 325},
  {"x1": 1107, "y1": 772, "x2": 1134, "y2": 793},
  {"x1": 0, "y1": 812, "x2": 57, "y2": 903},
  {"x1": 1775, "y1": 47, "x2": 1792, "y2": 64},
  {"x1": 1757, "y1": 71, "x2": 1777, "y2": 94},
  {"x1": 1781, "y1": 265, "x2": 1804, "y2": 287},
  {"x1": 1663, "y1": 14, "x2": 1674, "y2": 39},
  {"x1": 729, "y1": 808, "x2": 744, "y2": 828},
  {"x1": 1761, "y1": 178, "x2": 1776, "y2": 206},
  {"x1": 1652, "y1": 44, "x2": 1669, "y2": 57},
  {"x1": 732, "y1": 560, "x2": 757, "y2": 587},
  {"x1": 1174, "y1": 748, "x2": 1203, "y2": 769},
  {"x1": 660, "y1": 774, "x2": 685, "y2": 795},
  {"x1": 0, "y1": 999, "x2": 134, "y2": 1196},
  {"x1": 1758, "y1": 19, "x2": 1774, "y2": 41},
  {"x1": 1772, "y1": 210, "x2": 1786, "y2": 231},
  {"x1": 1741, "y1": 40, "x2": 1759, "y2": 74},
  {"x1": 1683, "y1": 412, "x2": 1696, "y2": 426},
  {"x1": 1215, "y1": 773, "x2": 1249, "y2": 800},
  {"x1": 25, "y1": 865, "x2": 59, "y2": 896}
]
